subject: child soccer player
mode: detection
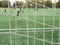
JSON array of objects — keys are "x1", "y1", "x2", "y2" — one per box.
[
  {"x1": 4, "y1": 9, "x2": 6, "y2": 13},
  {"x1": 17, "y1": 11, "x2": 20, "y2": 16}
]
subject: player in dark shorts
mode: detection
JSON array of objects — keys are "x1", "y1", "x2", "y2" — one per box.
[
  {"x1": 4, "y1": 9, "x2": 6, "y2": 13},
  {"x1": 17, "y1": 11, "x2": 20, "y2": 16}
]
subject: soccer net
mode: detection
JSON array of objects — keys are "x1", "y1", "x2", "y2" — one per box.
[{"x1": 0, "y1": 0, "x2": 60, "y2": 45}]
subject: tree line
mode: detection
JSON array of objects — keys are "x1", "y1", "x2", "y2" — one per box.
[
  {"x1": 0, "y1": 1, "x2": 11, "y2": 8},
  {"x1": 0, "y1": 0, "x2": 60, "y2": 8}
]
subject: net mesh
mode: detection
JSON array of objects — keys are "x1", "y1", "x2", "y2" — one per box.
[{"x1": 0, "y1": 0, "x2": 60, "y2": 45}]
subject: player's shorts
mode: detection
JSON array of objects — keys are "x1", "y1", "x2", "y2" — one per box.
[{"x1": 17, "y1": 13, "x2": 19, "y2": 16}]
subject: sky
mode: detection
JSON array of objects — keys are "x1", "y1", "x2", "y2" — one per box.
[
  {"x1": 52, "y1": 0, "x2": 58, "y2": 3},
  {"x1": 9, "y1": 0, "x2": 59, "y2": 5},
  {"x1": 9, "y1": 0, "x2": 59, "y2": 3},
  {"x1": 9, "y1": 0, "x2": 26, "y2": 3},
  {"x1": 9, "y1": 0, "x2": 26, "y2": 5}
]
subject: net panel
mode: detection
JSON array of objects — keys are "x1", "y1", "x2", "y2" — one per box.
[{"x1": 0, "y1": 0, "x2": 60, "y2": 45}]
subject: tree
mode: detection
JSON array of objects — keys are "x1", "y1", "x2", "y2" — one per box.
[
  {"x1": 0, "y1": 1, "x2": 9, "y2": 8},
  {"x1": 0, "y1": 1, "x2": 3, "y2": 7},
  {"x1": 56, "y1": 0, "x2": 60, "y2": 8},
  {"x1": 3, "y1": 0, "x2": 8, "y2": 1},
  {"x1": 13, "y1": 2, "x2": 15, "y2": 8},
  {"x1": 45, "y1": 1, "x2": 52, "y2": 8},
  {"x1": 2, "y1": 1, "x2": 8, "y2": 8}
]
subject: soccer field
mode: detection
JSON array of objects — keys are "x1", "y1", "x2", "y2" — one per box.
[{"x1": 0, "y1": 8, "x2": 60, "y2": 45}]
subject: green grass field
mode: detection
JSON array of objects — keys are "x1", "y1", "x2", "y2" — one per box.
[{"x1": 0, "y1": 8, "x2": 60, "y2": 45}]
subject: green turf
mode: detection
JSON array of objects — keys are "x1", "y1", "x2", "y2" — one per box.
[{"x1": 0, "y1": 8, "x2": 60, "y2": 45}]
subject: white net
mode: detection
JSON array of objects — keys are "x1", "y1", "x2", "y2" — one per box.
[{"x1": 0, "y1": 0, "x2": 60, "y2": 45}]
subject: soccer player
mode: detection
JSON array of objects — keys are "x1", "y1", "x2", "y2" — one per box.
[
  {"x1": 4, "y1": 9, "x2": 6, "y2": 13},
  {"x1": 17, "y1": 11, "x2": 20, "y2": 16}
]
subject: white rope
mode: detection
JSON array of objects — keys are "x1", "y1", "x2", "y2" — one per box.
[
  {"x1": 0, "y1": 28, "x2": 59, "y2": 30},
  {"x1": 26, "y1": 0, "x2": 29, "y2": 45},
  {"x1": 8, "y1": 0, "x2": 12, "y2": 45},
  {"x1": 51, "y1": 0, "x2": 56, "y2": 45},
  {"x1": 58, "y1": 11, "x2": 60, "y2": 45},
  {"x1": 12, "y1": 33, "x2": 59, "y2": 44},
  {"x1": 43, "y1": 1, "x2": 45, "y2": 45}
]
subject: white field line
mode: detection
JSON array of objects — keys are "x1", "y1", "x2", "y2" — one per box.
[{"x1": 12, "y1": 33, "x2": 59, "y2": 44}]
